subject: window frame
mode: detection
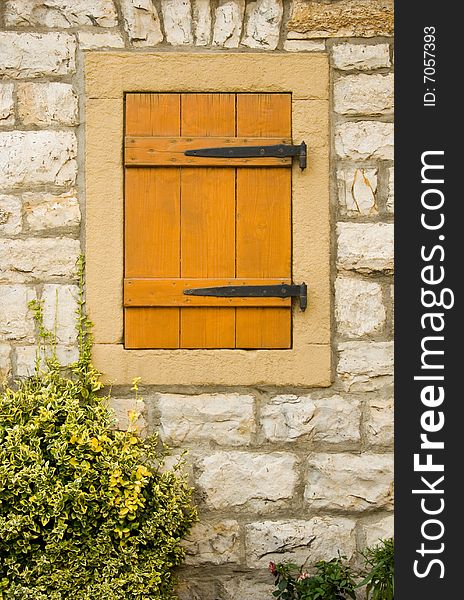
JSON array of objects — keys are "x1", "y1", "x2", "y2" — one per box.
[{"x1": 85, "y1": 52, "x2": 331, "y2": 386}]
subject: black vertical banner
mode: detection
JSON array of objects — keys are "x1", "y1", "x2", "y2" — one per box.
[{"x1": 395, "y1": 2, "x2": 461, "y2": 598}]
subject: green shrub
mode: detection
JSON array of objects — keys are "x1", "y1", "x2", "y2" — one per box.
[
  {"x1": 269, "y1": 556, "x2": 357, "y2": 600},
  {"x1": 359, "y1": 538, "x2": 394, "y2": 600},
  {"x1": 0, "y1": 261, "x2": 197, "y2": 599}
]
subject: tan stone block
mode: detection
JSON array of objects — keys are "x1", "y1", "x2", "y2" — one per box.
[{"x1": 289, "y1": 0, "x2": 393, "y2": 38}]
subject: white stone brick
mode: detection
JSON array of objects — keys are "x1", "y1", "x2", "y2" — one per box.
[
  {"x1": 336, "y1": 121, "x2": 394, "y2": 160},
  {"x1": 335, "y1": 277, "x2": 385, "y2": 337},
  {"x1": 0, "y1": 345, "x2": 11, "y2": 381},
  {"x1": 4, "y1": 0, "x2": 118, "y2": 27},
  {"x1": 0, "y1": 33, "x2": 76, "y2": 78},
  {"x1": 0, "y1": 238, "x2": 80, "y2": 283},
  {"x1": 184, "y1": 520, "x2": 240, "y2": 565},
  {"x1": 78, "y1": 30, "x2": 125, "y2": 49},
  {"x1": 361, "y1": 515, "x2": 394, "y2": 548},
  {"x1": 213, "y1": 0, "x2": 245, "y2": 48},
  {"x1": 0, "y1": 195, "x2": 22, "y2": 236},
  {"x1": 121, "y1": 0, "x2": 163, "y2": 46},
  {"x1": 335, "y1": 74, "x2": 393, "y2": 115},
  {"x1": 387, "y1": 166, "x2": 394, "y2": 213},
  {"x1": 193, "y1": 0, "x2": 212, "y2": 45},
  {"x1": 162, "y1": 0, "x2": 194, "y2": 45},
  {"x1": 108, "y1": 397, "x2": 146, "y2": 432},
  {"x1": 0, "y1": 131, "x2": 77, "y2": 189},
  {"x1": 338, "y1": 341, "x2": 393, "y2": 391},
  {"x1": 284, "y1": 39, "x2": 325, "y2": 52},
  {"x1": 42, "y1": 284, "x2": 78, "y2": 344},
  {"x1": 18, "y1": 83, "x2": 78, "y2": 126},
  {"x1": 261, "y1": 394, "x2": 360, "y2": 445},
  {"x1": 23, "y1": 190, "x2": 80, "y2": 231},
  {"x1": 338, "y1": 167, "x2": 378, "y2": 216},
  {"x1": 305, "y1": 453, "x2": 394, "y2": 511},
  {"x1": 337, "y1": 223, "x2": 394, "y2": 273},
  {"x1": 221, "y1": 578, "x2": 274, "y2": 600},
  {"x1": 0, "y1": 84, "x2": 14, "y2": 125},
  {"x1": 365, "y1": 399, "x2": 394, "y2": 448},
  {"x1": 158, "y1": 393, "x2": 255, "y2": 446},
  {"x1": 332, "y1": 43, "x2": 391, "y2": 71},
  {"x1": 197, "y1": 451, "x2": 298, "y2": 510},
  {"x1": 0, "y1": 285, "x2": 36, "y2": 342},
  {"x1": 15, "y1": 344, "x2": 79, "y2": 377},
  {"x1": 242, "y1": 0, "x2": 283, "y2": 50},
  {"x1": 245, "y1": 518, "x2": 356, "y2": 568}
]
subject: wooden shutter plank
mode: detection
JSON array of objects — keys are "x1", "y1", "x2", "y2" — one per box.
[
  {"x1": 124, "y1": 278, "x2": 292, "y2": 307},
  {"x1": 235, "y1": 94, "x2": 292, "y2": 348},
  {"x1": 124, "y1": 136, "x2": 291, "y2": 166},
  {"x1": 180, "y1": 93, "x2": 236, "y2": 348},
  {"x1": 124, "y1": 93, "x2": 181, "y2": 349}
]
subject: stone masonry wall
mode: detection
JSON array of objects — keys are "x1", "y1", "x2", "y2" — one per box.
[{"x1": 0, "y1": 2, "x2": 394, "y2": 599}]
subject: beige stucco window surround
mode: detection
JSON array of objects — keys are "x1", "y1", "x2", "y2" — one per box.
[{"x1": 85, "y1": 52, "x2": 330, "y2": 387}]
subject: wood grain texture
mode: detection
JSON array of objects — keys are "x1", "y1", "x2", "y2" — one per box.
[
  {"x1": 179, "y1": 94, "x2": 236, "y2": 348},
  {"x1": 124, "y1": 94, "x2": 181, "y2": 348},
  {"x1": 235, "y1": 93, "x2": 292, "y2": 348}
]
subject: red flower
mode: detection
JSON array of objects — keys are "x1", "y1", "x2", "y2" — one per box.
[{"x1": 268, "y1": 561, "x2": 277, "y2": 575}]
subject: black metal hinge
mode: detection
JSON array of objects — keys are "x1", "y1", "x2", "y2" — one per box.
[
  {"x1": 184, "y1": 283, "x2": 308, "y2": 311},
  {"x1": 185, "y1": 141, "x2": 307, "y2": 170}
]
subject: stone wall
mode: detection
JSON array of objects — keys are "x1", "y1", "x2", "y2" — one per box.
[{"x1": 0, "y1": 1, "x2": 394, "y2": 599}]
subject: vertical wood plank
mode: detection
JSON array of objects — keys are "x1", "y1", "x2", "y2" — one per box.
[
  {"x1": 235, "y1": 94, "x2": 292, "y2": 348},
  {"x1": 124, "y1": 93, "x2": 181, "y2": 348},
  {"x1": 180, "y1": 94, "x2": 236, "y2": 348}
]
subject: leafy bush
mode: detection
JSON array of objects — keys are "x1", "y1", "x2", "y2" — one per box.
[
  {"x1": 269, "y1": 556, "x2": 357, "y2": 600},
  {"x1": 359, "y1": 538, "x2": 394, "y2": 600},
  {"x1": 0, "y1": 261, "x2": 197, "y2": 599}
]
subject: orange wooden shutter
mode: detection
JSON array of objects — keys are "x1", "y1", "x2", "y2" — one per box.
[{"x1": 124, "y1": 93, "x2": 292, "y2": 349}]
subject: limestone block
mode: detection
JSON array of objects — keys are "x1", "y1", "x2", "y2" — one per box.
[
  {"x1": 336, "y1": 121, "x2": 394, "y2": 160},
  {"x1": 0, "y1": 84, "x2": 14, "y2": 125},
  {"x1": 197, "y1": 451, "x2": 298, "y2": 510},
  {"x1": 0, "y1": 238, "x2": 80, "y2": 283},
  {"x1": 4, "y1": 0, "x2": 118, "y2": 27},
  {"x1": 213, "y1": 0, "x2": 245, "y2": 47},
  {"x1": 337, "y1": 223, "x2": 394, "y2": 273},
  {"x1": 332, "y1": 43, "x2": 391, "y2": 71},
  {"x1": 335, "y1": 277, "x2": 385, "y2": 337},
  {"x1": 338, "y1": 341, "x2": 393, "y2": 378},
  {"x1": 220, "y1": 578, "x2": 274, "y2": 600},
  {"x1": 184, "y1": 520, "x2": 241, "y2": 565},
  {"x1": 108, "y1": 397, "x2": 146, "y2": 432},
  {"x1": 78, "y1": 31, "x2": 125, "y2": 49},
  {"x1": 0, "y1": 345, "x2": 11, "y2": 381},
  {"x1": 261, "y1": 394, "x2": 360, "y2": 445},
  {"x1": 334, "y1": 74, "x2": 393, "y2": 115},
  {"x1": 305, "y1": 453, "x2": 394, "y2": 511},
  {"x1": 361, "y1": 515, "x2": 394, "y2": 548},
  {"x1": 18, "y1": 83, "x2": 78, "y2": 126},
  {"x1": 193, "y1": 0, "x2": 212, "y2": 45},
  {"x1": 338, "y1": 167, "x2": 378, "y2": 216},
  {"x1": 120, "y1": 0, "x2": 163, "y2": 46},
  {"x1": 0, "y1": 131, "x2": 77, "y2": 189},
  {"x1": 158, "y1": 393, "x2": 255, "y2": 446},
  {"x1": 387, "y1": 166, "x2": 394, "y2": 213},
  {"x1": 0, "y1": 33, "x2": 76, "y2": 78},
  {"x1": 0, "y1": 195, "x2": 22, "y2": 236},
  {"x1": 288, "y1": 0, "x2": 393, "y2": 38},
  {"x1": 23, "y1": 190, "x2": 81, "y2": 232},
  {"x1": 245, "y1": 518, "x2": 356, "y2": 568},
  {"x1": 242, "y1": 0, "x2": 283, "y2": 50},
  {"x1": 162, "y1": 0, "x2": 194, "y2": 45},
  {"x1": 15, "y1": 344, "x2": 79, "y2": 377},
  {"x1": 365, "y1": 399, "x2": 394, "y2": 448},
  {"x1": 284, "y1": 39, "x2": 325, "y2": 52},
  {"x1": 42, "y1": 284, "x2": 79, "y2": 344},
  {"x1": 0, "y1": 285, "x2": 36, "y2": 342}
]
